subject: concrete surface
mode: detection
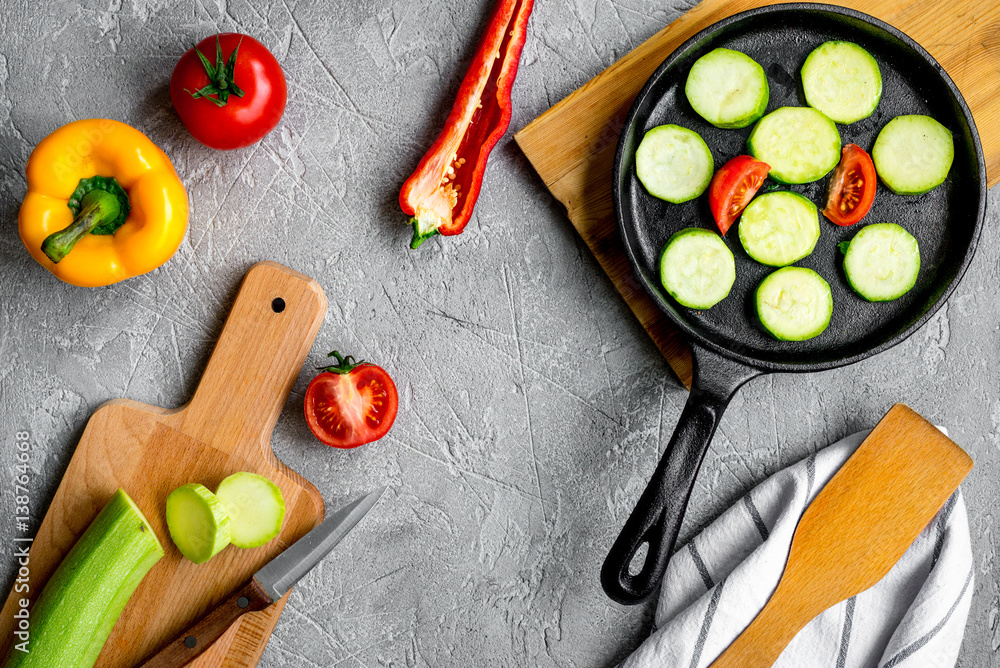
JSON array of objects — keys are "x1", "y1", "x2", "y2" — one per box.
[{"x1": 0, "y1": 0, "x2": 997, "y2": 666}]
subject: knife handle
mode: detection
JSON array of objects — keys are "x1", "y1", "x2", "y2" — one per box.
[{"x1": 137, "y1": 579, "x2": 272, "y2": 668}]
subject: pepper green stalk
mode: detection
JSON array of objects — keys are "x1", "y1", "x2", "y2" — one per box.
[{"x1": 41, "y1": 176, "x2": 130, "y2": 263}]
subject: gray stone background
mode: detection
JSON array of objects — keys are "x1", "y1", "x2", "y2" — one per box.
[{"x1": 0, "y1": 0, "x2": 997, "y2": 666}]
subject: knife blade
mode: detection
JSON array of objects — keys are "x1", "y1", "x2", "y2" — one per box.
[
  {"x1": 255, "y1": 485, "x2": 386, "y2": 602},
  {"x1": 137, "y1": 486, "x2": 387, "y2": 668}
]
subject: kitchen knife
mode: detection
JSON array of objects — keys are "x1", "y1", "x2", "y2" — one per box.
[{"x1": 137, "y1": 486, "x2": 387, "y2": 668}]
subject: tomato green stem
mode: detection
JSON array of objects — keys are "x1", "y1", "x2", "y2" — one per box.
[
  {"x1": 42, "y1": 188, "x2": 122, "y2": 263},
  {"x1": 318, "y1": 351, "x2": 367, "y2": 375},
  {"x1": 185, "y1": 34, "x2": 246, "y2": 108}
]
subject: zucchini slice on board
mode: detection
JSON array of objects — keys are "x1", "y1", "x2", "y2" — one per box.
[
  {"x1": 659, "y1": 228, "x2": 736, "y2": 309},
  {"x1": 801, "y1": 41, "x2": 882, "y2": 124},
  {"x1": 216, "y1": 472, "x2": 286, "y2": 549},
  {"x1": 841, "y1": 223, "x2": 921, "y2": 301},
  {"x1": 872, "y1": 115, "x2": 954, "y2": 195},
  {"x1": 738, "y1": 191, "x2": 821, "y2": 267},
  {"x1": 166, "y1": 483, "x2": 232, "y2": 564},
  {"x1": 5, "y1": 489, "x2": 163, "y2": 668},
  {"x1": 686, "y1": 48, "x2": 769, "y2": 129},
  {"x1": 755, "y1": 267, "x2": 833, "y2": 341},
  {"x1": 748, "y1": 107, "x2": 841, "y2": 184},
  {"x1": 635, "y1": 124, "x2": 714, "y2": 203}
]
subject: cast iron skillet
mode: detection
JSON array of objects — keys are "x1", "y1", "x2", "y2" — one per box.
[{"x1": 604, "y1": 3, "x2": 985, "y2": 605}]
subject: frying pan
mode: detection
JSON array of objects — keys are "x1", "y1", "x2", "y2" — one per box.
[{"x1": 603, "y1": 3, "x2": 985, "y2": 605}]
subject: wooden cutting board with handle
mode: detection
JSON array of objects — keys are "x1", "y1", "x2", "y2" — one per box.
[
  {"x1": 514, "y1": 0, "x2": 1000, "y2": 388},
  {"x1": 0, "y1": 261, "x2": 327, "y2": 668},
  {"x1": 710, "y1": 403, "x2": 973, "y2": 667}
]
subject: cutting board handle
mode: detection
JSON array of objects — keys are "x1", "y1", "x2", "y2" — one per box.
[{"x1": 181, "y1": 261, "x2": 327, "y2": 454}]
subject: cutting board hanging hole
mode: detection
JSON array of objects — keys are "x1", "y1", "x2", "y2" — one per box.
[{"x1": 271, "y1": 298, "x2": 286, "y2": 313}]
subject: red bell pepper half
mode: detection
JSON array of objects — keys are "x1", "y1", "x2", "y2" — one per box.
[{"x1": 399, "y1": 0, "x2": 534, "y2": 249}]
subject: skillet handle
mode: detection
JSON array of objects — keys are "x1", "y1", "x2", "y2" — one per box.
[{"x1": 601, "y1": 344, "x2": 762, "y2": 605}]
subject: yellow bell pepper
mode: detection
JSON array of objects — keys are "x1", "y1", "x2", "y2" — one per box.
[{"x1": 19, "y1": 119, "x2": 189, "y2": 287}]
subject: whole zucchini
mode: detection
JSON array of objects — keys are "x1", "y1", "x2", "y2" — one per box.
[{"x1": 4, "y1": 489, "x2": 163, "y2": 668}]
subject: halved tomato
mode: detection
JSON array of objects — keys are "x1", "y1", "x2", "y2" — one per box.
[
  {"x1": 708, "y1": 155, "x2": 771, "y2": 236},
  {"x1": 824, "y1": 144, "x2": 877, "y2": 226},
  {"x1": 304, "y1": 351, "x2": 399, "y2": 448}
]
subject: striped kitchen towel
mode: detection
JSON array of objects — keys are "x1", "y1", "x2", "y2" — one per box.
[{"x1": 620, "y1": 429, "x2": 973, "y2": 668}]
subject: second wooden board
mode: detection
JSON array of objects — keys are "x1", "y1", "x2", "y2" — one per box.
[{"x1": 515, "y1": 0, "x2": 1000, "y2": 388}]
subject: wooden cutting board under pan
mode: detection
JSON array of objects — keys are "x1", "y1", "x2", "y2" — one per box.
[{"x1": 515, "y1": 0, "x2": 1000, "y2": 388}]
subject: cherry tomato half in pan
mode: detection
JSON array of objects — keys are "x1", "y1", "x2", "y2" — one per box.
[
  {"x1": 708, "y1": 155, "x2": 771, "y2": 236},
  {"x1": 824, "y1": 144, "x2": 877, "y2": 227}
]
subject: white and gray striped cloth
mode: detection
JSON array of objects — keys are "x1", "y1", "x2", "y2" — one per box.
[{"x1": 621, "y1": 428, "x2": 973, "y2": 668}]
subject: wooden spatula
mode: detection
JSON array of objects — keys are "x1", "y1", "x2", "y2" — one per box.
[{"x1": 710, "y1": 403, "x2": 973, "y2": 668}]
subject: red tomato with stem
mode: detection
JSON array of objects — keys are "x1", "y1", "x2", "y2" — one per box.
[
  {"x1": 824, "y1": 144, "x2": 877, "y2": 226},
  {"x1": 708, "y1": 155, "x2": 770, "y2": 236},
  {"x1": 170, "y1": 33, "x2": 286, "y2": 150},
  {"x1": 304, "y1": 352, "x2": 399, "y2": 449}
]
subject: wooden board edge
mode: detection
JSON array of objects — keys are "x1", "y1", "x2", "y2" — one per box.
[{"x1": 513, "y1": 0, "x2": 717, "y2": 185}]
